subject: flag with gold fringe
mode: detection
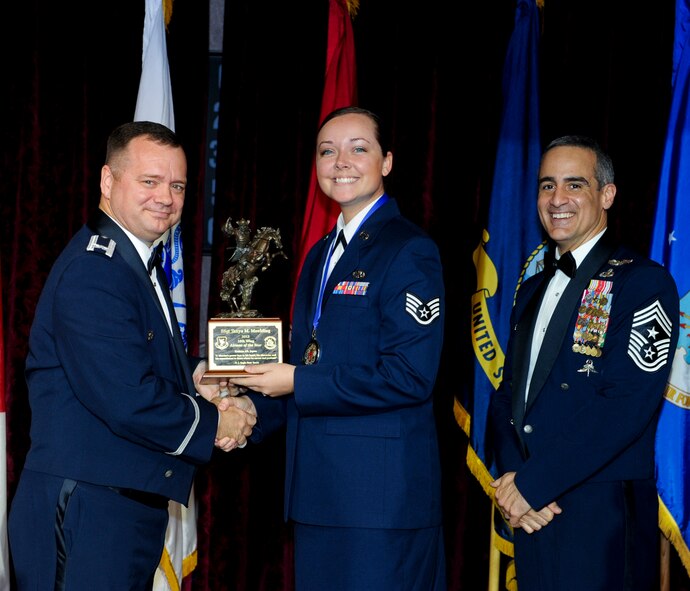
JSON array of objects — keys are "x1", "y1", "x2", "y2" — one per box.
[
  {"x1": 290, "y1": 0, "x2": 358, "y2": 318},
  {"x1": 650, "y1": 0, "x2": 690, "y2": 577},
  {"x1": 133, "y1": 0, "x2": 197, "y2": 588},
  {"x1": 455, "y1": 0, "x2": 543, "y2": 586}
]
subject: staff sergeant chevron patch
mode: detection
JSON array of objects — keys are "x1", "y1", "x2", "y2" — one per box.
[{"x1": 405, "y1": 292, "x2": 441, "y2": 325}]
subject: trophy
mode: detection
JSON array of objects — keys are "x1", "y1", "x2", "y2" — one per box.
[{"x1": 203, "y1": 217, "x2": 287, "y2": 381}]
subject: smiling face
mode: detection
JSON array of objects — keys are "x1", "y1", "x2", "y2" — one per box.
[
  {"x1": 99, "y1": 135, "x2": 187, "y2": 244},
  {"x1": 315, "y1": 112, "x2": 393, "y2": 223},
  {"x1": 537, "y1": 145, "x2": 616, "y2": 253}
]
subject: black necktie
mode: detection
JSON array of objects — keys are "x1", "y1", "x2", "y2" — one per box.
[
  {"x1": 148, "y1": 244, "x2": 182, "y2": 341},
  {"x1": 544, "y1": 249, "x2": 576, "y2": 278},
  {"x1": 147, "y1": 243, "x2": 164, "y2": 276},
  {"x1": 147, "y1": 242, "x2": 190, "y2": 381},
  {"x1": 147, "y1": 243, "x2": 175, "y2": 323},
  {"x1": 336, "y1": 229, "x2": 347, "y2": 251},
  {"x1": 326, "y1": 230, "x2": 348, "y2": 278}
]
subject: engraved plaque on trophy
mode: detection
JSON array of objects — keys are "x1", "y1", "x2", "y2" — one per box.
[{"x1": 202, "y1": 218, "x2": 287, "y2": 382}]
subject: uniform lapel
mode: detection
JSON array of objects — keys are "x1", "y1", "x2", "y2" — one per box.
[
  {"x1": 510, "y1": 279, "x2": 548, "y2": 432},
  {"x1": 154, "y1": 264, "x2": 194, "y2": 388},
  {"x1": 88, "y1": 212, "x2": 194, "y2": 394},
  {"x1": 324, "y1": 232, "x2": 358, "y2": 298},
  {"x1": 525, "y1": 237, "x2": 616, "y2": 411},
  {"x1": 89, "y1": 212, "x2": 156, "y2": 292},
  {"x1": 322, "y1": 199, "x2": 397, "y2": 302}
]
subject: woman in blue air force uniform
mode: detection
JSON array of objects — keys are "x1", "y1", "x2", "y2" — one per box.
[{"x1": 229, "y1": 106, "x2": 447, "y2": 590}]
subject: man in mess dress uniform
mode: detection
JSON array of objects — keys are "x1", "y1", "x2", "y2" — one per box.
[{"x1": 490, "y1": 135, "x2": 679, "y2": 591}]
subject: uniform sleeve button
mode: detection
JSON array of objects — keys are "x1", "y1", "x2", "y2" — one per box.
[
  {"x1": 561, "y1": 383, "x2": 569, "y2": 390},
  {"x1": 523, "y1": 424, "x2": 533, "y2": 434},
  {"x1": 509, "y1": 418, "x2": 515, "y2": 425},
  {"x1": 164, "y1": 470, "x2": 173, "y2": 478}
]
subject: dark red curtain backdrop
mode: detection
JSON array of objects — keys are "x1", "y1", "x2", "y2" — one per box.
[{"x1": 1, "y1": 0, "x2": 687, "y2": 589}]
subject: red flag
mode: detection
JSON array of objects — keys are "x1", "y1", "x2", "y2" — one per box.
[{"x1": 290, "y1": 0, "x2": 358, "y2": 319}]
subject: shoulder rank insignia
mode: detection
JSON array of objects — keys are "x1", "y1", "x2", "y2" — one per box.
[
  {"x1": 627, "y1": 299, "x2": 673, "y2": 372},
  {"x1": 86, "y1": 235, "x2": 116, "y2": 258},
  {"x1": 405, "y1": 292, "x2": 441, "y2": 325}
]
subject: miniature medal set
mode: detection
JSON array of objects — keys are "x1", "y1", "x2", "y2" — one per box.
[
  {"x1": 572, "y1": 279, "x2": 612, "y2": 358},
  {"x1": 571, "y1": 259, "x2": 632, "y2": 358}
]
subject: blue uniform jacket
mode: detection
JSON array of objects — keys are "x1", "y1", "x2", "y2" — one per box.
[
  {"x1": 490, "y1": 235, "x2": 679, "y2": 512},
  {"x1": 23, "y1": 212, "x2": 219, "y2": 504},
  {"x1": 252, "y1": 197, "x2": 445, "y2": 529}
]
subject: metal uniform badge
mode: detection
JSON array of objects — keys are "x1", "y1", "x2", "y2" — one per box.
[
  {"x1": 598, "y1": 258, "x2": 633, "y2": 278},
  {"x1": 86, "y1": 235, "x2": 116, "y2": 257},
  {"x1": 608, "y1": 259, "x2": 634, "y2": 266},
  {"x1": 572, "y1": 280, "x2": 613, "y2": 357},
  {"x1": 577, "y1": 359, "x2": 598, "y2": 376}
]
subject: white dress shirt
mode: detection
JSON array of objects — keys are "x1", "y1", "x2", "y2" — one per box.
[{"x1": 524, "y1": 229, "x2": 606, "y2": 404}]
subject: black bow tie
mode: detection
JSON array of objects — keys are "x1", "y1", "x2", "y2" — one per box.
[
  {"x1": 544, "y1": 249, "x2": 577, "y2": 279},
  {"x1": 147, "y1": 243, "x2": 164, "y2": 275}
]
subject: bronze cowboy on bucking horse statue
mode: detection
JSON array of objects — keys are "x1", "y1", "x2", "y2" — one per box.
[{"x1": 220, "y1": 217, "x2": 287, "y2": 317}]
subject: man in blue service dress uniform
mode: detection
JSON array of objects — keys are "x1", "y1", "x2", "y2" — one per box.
[
  {"x1": 8, "y1": 121, "x2": 255, "y2": 590},
  {"x1": 490, "y1": 136, "x2": 679, "y2": 591}
]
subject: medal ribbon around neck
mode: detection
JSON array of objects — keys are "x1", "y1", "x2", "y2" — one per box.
[{"x1": 303, "y1": 194, "x2": 389, "y2": 365}]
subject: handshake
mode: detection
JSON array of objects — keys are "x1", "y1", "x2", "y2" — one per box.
[
  {"x1": 210, "y1": 391, "x2": 257, "y2": 452},
  {"x1": 193, "y1": 361, "x2": 257, "y2": 452}
]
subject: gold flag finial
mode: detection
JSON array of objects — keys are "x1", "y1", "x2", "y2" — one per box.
[{"x1": 345, "y1": 0, "x2": 359, "y2": 17}]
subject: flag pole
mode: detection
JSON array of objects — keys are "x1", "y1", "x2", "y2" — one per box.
[
  {"x1": 488, "y1": 506, "x2": 500, "y2": 591},
  {"x1": 460, "y1": 0, "x2": 543, "y2": 585},
  {"x1": 660, "y1": 534, "x2": 671, "y2": 591}
]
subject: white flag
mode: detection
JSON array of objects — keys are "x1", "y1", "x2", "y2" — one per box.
[{"x1": 134, "y1": 1, "x2": 196, "y2": 589}]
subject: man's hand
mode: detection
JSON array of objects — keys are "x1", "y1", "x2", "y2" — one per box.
[
  {"x1": 491, "y1": 471, "x2": 531, "y2": 527},
  {"x1": 514, "y1": 502, "x2": 562, "y2": 534},
  {"x1": 209, "y1": 396, "x2": 257, "y2": 451},
  {"x1": 215, "y1": 394, "x2": 257, "y2": 416},
  {"x1": 491, "y1": 472, "x2": 562, "y2": 532},
  {"x1": 193, "y1": 360, "x2": 244, "y2": 401}
]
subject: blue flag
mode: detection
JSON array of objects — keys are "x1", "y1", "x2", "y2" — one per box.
[
  {"x1": 649, "y1": 0, "x2": 690, "y2": 576},
  {"x1": 456, "y1": 0, "x2": 544, "y2": 539}
]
